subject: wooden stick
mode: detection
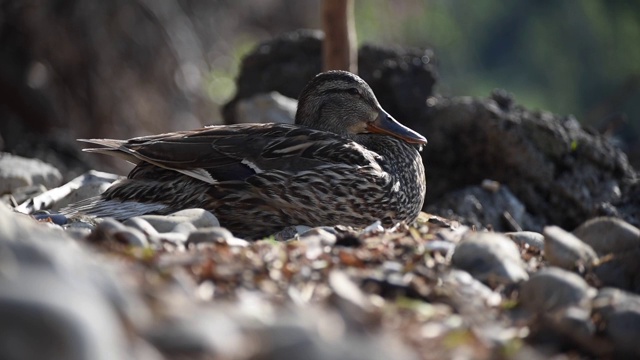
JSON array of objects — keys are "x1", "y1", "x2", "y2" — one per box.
[{"x1": 322, "y1": 0, "x2": 357, "y2": 73}]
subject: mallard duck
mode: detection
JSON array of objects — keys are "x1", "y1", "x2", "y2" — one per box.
[{"x1": 71, "y1": 71, "x2": 427, "y2": 239}]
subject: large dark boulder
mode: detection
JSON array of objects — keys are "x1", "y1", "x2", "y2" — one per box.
[{"x1": 416, "y1": 92, "x2": 638, "y2": 231}]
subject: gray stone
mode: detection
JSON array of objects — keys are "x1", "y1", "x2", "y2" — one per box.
[
  {"x1": 274, "y1": 225, "x2": 318, "y2": 241},
  {"x1": 573, "y1": 217, "x2": 640, "y2": 256},
  {"x1": 52, "y1": 175, "x2": 113, "y2": 210},
  {"x1": 543, "y1": 226, "x2": 599, "y2": 270},
  {"x1": 520, "y1": 267, "x2": 595, "y2": 313},
  {"x1": 441, "y1": 269, "x2": 502, "y2": 309},
  {"x1": 137, "y1": 208, "x2": 219, "y2": 233},
  {"x1": 235, "y1": 91, "x2": 297, "y2": 124},
  {"x1": 592, "y1": 245, "x2": 640, "y2": 294},
  {"x1": 65, "y1": 227, "x2": 92, "y2": 241},
  {"x1": 89, "y1": 218, "x2": 148, "y2": 247},
  {"x1": 0, "y1": 267, "x2": 131, "y2": 360},
  {"x1": 0, "y1": 153, "x2": 62, "y2": 194},
  {"x1": 451, "y1": 231, "x2": 529, "y2": 285},
  {"x1": 0, "y1": 203, "x2": 149, "y2": 360},
  {"x1": 154, "y1": 231, "x2": 189, "y2": 245},
  {"x1": 185, "y1": 227, "x2": 251, "y2": 247},
  {"x1": 10, "y1": 184, "x2": 47, "y2": 204},
  {"x1": 172, "y1": 222, "x2": 198, "y2": 235},
  {"x1": 14, "y1": 171, "x2": 118, "y2": 214},
  {"x1": 426, "y1": 184, "x2": 541, "y2": 232},
  {"x1": 554, "y1": 306, "x2": 595, "y2": 338},
  {"x1": 298, "y1": 228, "x2": 338, "y2": 247},
  {"x1": 123, "y1": 217, "x2": 159, "y2": 237},
  {"x1": 115, "y1": 227, "x2": 149, "y2": 247},
  {"x1": 504, "y1": 231, "x2": 544, "y2": 250},
  {"x1": 95, "y1": 217, "x2": 128, "y2": 235},
  {"x1": 593, "y1": 288, "x2": 640, "y2": 356}
]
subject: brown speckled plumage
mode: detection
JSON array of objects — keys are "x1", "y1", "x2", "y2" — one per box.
[{"x1": 71, "y1": 71, "x2": 427, "y2": 239}]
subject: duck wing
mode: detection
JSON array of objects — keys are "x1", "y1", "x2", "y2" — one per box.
[{"x1": 81, "y1": 123, "x2": 381, "y2": 184}]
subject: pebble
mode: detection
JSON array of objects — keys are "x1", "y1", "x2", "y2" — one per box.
[
  {"x1": 441, "y1": 269, "x2": 502, "y2": 308},
  {"x1": 543, "y1": 226, "x2": 598, "y2": 270},
  {"x1": 592, "y1": 288, "x2": 640, "y2": 356},
  {"x1": 154, "y1": 231, "x2": 189, "y2": 246},
  {"x1": 298, "y1": 228, "x2": 338, "y2": 247},
  {"x1": 187, "y1": 227, "x2": 236, "y2": 245},
  {"x1": 10, "y1": 184, "x2": 48, "y2": 204},
  {"x1": 235, "y1": 92, "x2": 297, "y2": 124},
  {"x1": 504, "y1": 231, "x2": 544, "y2": 250},
  {"x1": 91, "y1": 218, "x2": 149, "y2": 247},
  {"x1": 299, "y1": 228, "x2": 337, "y2": 260},
  {"x1": 172, "y1": 222, "x2": 198, "y2": 235},
  {"x1": 555, "y1": 306, "x2": 595, "y2": 338},
  {"x1": 572, "y1": 217, "x2": 640, "y2": 256},
  {"x1": 0, "y1": 153, "x2": 62, "y2": 194},
  {"x1": 136, "y1": 208, "x2": 220, "y2": 233},
  {"x1": 123, "y1": 217, "x2": 159, "y2": 237},
  {"x1": 52, "y1": 173, "x2": 114, "y2": 210},
  {"x1": 451, "y1": 231, "x2": 529, "y2": 285},
  {"x1": 519, "y1": 267, "x2": 595, "y2": 313},
  {"x1": 114, "y1": 227, "x2": 149, "y2": 247},
  {"x1": 0, "y1": 204, "x2": 147, "y2": 360}
]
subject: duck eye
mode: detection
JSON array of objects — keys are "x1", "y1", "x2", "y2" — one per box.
[{"x1": 346, "y1": 88, "x2": 361, "y2": 96}]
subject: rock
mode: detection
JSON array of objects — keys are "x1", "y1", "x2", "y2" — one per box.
[
  {"x1": 0, "y1": 264, "x2": 132, "y2": 360},
  {"x1": 154, "y1": 231, "x2": 189, "y2": 246},
  {"x1": 592, "y1": 246, "x2": 640, "y2": 293},
  {"x1": 329, "y1": 270, "x2": 378, "y2": 328},
  {"x1": 9, "y1": 184, "x2": 47, "y2": 204},
  {"x1": 520, "y1": 267, "x2": 595, "y2": 313},
  {"x1": 172, "y1": 222, "x2": 198, "y2": 235},
  {"x1": 123, "y1": 217, "x2": 159, "y2": 237},
  {"x1": 0, "y1": 203, "x2": 149, "y2": 360},
  {"x1": 13, "y1": 170, "x2": 118, "y2": 214},
  {"x1": 440, "y1": 269, "x2": 502, "y2": 309},
  {"x1": 0, "y1": 153, "x2": 62, "y2": 194},
  {"x1": 144, "y1": 308, "x2": 244, "y2": 358},
  {"x1": 593, "y1": 288, "x2": 640, "y2": 357},
  {"x1": 65, "y1": 227, "x2": 92, "y2": 241},
  {"x1": 543, "y1": 226, "x2": 598, "y2": 270},
  {"x1": 299, "y1": 228, "x2": 338, "y2": 246},
  {"x1": 187, "y1": 227, "x2": 249, "y2": 247},
  {"x1": 426, "y1": 183, "x2": 541, "y2": 232},
  {"x1": 115, "y1": 227, "x2": 149, "y2": 247},
  {"x1": 52, "y1": 171, "x2": 115, "y2": 210},
  {"x1": 505, "y1": 231, "x2": 545, "y2": 250},
  {"x1": 89, "y1": 218, "x2": 148, "y2": 247},
  {"x1": 417, "y1": 95, "x2": 638, "y2": 232},
  {"x1": 451, "y1": 231, "x2": 529, "y2": 285},
  {"x1": 274, "y1": 225, "x2": 315, "y2": 241},
  {"x1": 572, "y1": 217, "x2": 640, "y2": 256},
  {"x1": 361, "y1": 220, "x2": 384, "y2": 235},
  {"x1": 554, "y1": 306, "x2": 595, "y2": 338},
  {"x1": 235, "y1": 92, "x2": 297, "y2": 124},
  {"x1": 299, "y1": 228, "x2": 337, "y2": 261},
  {"x1": 137, "y1": 208, "x2": 220, "y2": 233}
]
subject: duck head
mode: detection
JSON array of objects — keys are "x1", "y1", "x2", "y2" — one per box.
[{"x1": 295, "y1": 71, "x2": 427, "y2": 145}]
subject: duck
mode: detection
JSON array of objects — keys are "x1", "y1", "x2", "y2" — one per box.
[{"x1": 70, "y1": 71, "x2": 427, "y2": 239}]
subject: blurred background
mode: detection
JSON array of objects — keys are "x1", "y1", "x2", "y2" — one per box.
[{"x1": 1, "y1": 0, "x2": 638, "y2": 173}]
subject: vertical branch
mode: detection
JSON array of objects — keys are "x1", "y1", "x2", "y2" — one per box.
[{"x1": 322, "y1": 0, "x2": 357, "y2": 73}]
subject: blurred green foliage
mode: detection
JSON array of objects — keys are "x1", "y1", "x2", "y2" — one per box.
[{"x1": 355, "y1": 0, "x2": 640, "y2": 138}]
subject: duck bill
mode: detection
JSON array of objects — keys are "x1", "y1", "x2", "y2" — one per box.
[{"x1": 366, "y1": 109, "x2": 428, "y2": 144}]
